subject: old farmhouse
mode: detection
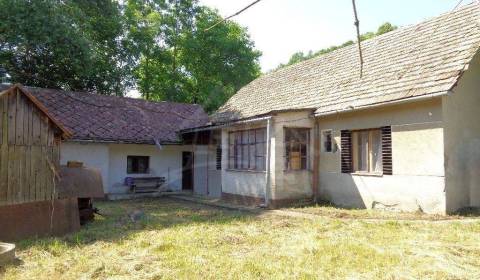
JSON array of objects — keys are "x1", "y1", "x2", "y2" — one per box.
[
  {"x1": 185, "y1": 4, "x2": 480, "y2": 214},
  {"x1": 1, "y1": 4, "x2": 479, "y2": 217}
]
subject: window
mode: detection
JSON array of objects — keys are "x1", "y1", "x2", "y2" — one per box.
[
  {"x1": 322, "y1": 130, "x2": 333, "y2": 152},
  {"x1": 285, "y1": 128, "x2": 310, "y2": 170},
  {"x1": 352, "y1": 129, "x2": 382, "y2": 173},
  {"x1": 228, "y1": 128, "x2": 266, "y2": 171},
  {"x1": 127, "y1": 156, "x2": 149, "y2": 174}
]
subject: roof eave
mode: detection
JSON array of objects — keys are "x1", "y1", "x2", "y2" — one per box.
[
  {"x1": 314, "y1": 91, "x2": 449, "y2": 117},
  {"x1": 66, "y1": 138, "x2": 183, "y2": 145},
  {"x1": 182, "y1": 107, "x2": 317, "y2": 133}
]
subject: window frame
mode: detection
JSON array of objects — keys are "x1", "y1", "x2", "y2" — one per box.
[
  {"x1": 284, "y1": 127, "x2": 310, "y2": 171},
  {"x1": 321, "y1": 129, "x2": 333, "y2": 153},
  {"x1": 127, "y1": 155, "x2": 150, "y2": 174},
  {"x1": 228, "y1": 128, "x2": 267, "y2": 171},
  {"x1": 351, "y1": 128, "x2": 383, "y2": 175}
]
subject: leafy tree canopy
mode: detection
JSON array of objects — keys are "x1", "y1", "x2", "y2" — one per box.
[
  {"x1": 127, "y1": 0, "x2": 261, "y2": 112},
  {"x1": 0, "y1": 0, "x2": 261, "y2": 111},
  {"x1": 274, "y1": 22, "x2": 397, "y2": 71},
  {"x1": 0, "y1": 0, "x2": 129, "y2": 95}
]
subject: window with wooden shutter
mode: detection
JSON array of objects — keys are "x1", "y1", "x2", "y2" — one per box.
[
  {"x1": 340, "y1": 130, "x2": 352, "y2": 173},
  {"x1": 352, "y1": 129, "x2": 382, "y2": 174},
  {"x1": 381, "y1": 126, "x2": 393, "y2": 175}
]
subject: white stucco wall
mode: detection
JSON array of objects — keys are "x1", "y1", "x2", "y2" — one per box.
[
  {"x1": 61, "y1": 142, "x2": 189, "y2": 195},
  {"x1": 108, "y1": 144, "x2": 186, "y2": 194},
  {"x1": 60, "y1": 142, "x2": 110, "y2": 193},
  {"x1": 317, "y1": 99, "x2": 446, "y2": 214},
  {"x1": 443, "y1": 52, "x2": 480, "y2": 212}
]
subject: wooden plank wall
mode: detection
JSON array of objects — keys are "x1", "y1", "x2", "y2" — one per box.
[{"x1": 0, "y1": 88, "x2": 61, "y2": 206}]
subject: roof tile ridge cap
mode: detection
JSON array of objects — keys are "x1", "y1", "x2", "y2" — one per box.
[
  {"x1": 25, "y1": 85, "x2": 203, "y2": 109},
  {"x1": 266, "y1": 3, "x2": 479, "y2": 77}
]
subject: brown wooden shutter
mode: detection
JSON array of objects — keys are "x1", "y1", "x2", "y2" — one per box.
[
  {"x1": 216, "y1": 145, "x2": 222, "y2": 170},
  {"x1": 340, "y1": 130, "x2": 353, "y2": 173},
  {"x1": 381, "y1": 126, "x2": 393, "y2": 175}
]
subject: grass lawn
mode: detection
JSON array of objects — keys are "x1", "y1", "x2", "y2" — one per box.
[
  {"x1": 2, "y1": 198, "x2": 480, "y2": 280},
  {"x1": 287, "y1": 203, "x2": 477, "y2": 221}
]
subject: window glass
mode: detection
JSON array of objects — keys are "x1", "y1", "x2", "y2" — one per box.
[
  {"x1": 127, "y1": 156, "x2": 149, "y2": 174},
  {"x1": 284, "y1": 128, "x2": 310, "y2": 170},
  {"x1": 371, "y1": 130, "x2": 383, "y2": 173},
  {"x1": 242, "y1": 144, "x2": 249, "y2": 168},
  {"x1": 322, "y1": 130, "x2": 333, "y2": 152},
  {"x1": 228, "y1": 128, "x2": 267, "y2": 171},
  {"x1": 256, "y1": 129, "x2": 265, "y2": 142},
  {"x1": 352, "y1": 129, "x2": 382, "y2": 173},
  {"x1": 358, "y1": 131, "x2": 369, "y2": 172},
  {"x1": 235, "y1": 144, "x2": 242, "y2": 169}
]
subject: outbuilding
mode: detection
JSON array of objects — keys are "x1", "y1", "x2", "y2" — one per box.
[{"x1": 0, "y1": 84, "x2": 80, "y2": 241}]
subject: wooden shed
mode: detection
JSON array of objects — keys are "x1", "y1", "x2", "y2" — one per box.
[{"x1": 0, "y1": 84, "x2": 79, "y2": 241}]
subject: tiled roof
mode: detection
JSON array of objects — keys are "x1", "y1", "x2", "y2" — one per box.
[
  {"x1": 0, "y1": 84, "x2": 209, "y2": 144},
  {"x1": 213, "y1": 3, "x2": 480, "y2": 123}
]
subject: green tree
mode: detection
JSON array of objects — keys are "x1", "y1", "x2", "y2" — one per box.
[
  {"x1": 1, "y1": 0, "x2": 261, "y2": 107},
  {"x1": 0, "y1": 0, "x2": 130, "y2": 95},
  {"x1": 275, "y1": 22, "x2": 397, "y2": 71},
  {"x1": 181, "y1": 7, "x2": 261, "y2": 112},
  {"x1": 128, "y1": 1, "x2": 261, "y2": 112}
]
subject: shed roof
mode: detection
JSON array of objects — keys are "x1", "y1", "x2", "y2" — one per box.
[
  {"x1": 0, "y1": 84, "x2": 72, "y2": 139},
  {"x1": 212, "y1": 3, "x2": 480, "y2": 123},
  {"x1": 0, "y1": 84, "x2": 209, "y2": 144}
]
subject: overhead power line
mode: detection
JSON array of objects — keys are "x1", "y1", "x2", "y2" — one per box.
[
  {"x1": 204, "y1": 0, "x2": 263, "y2": 32},
  {"x1": 351, "y1": 0, "x2": 364, "y2": 78}
]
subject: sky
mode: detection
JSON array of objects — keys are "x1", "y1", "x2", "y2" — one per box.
[{"x1": 200, "y1": 0, "x2": 471, "y2": 72}]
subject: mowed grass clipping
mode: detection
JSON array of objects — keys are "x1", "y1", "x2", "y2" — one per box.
[{"x1": 2, "y1": 198, "x2": 480, "y2": 280}]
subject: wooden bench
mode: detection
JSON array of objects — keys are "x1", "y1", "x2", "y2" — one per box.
[{"x1": 124, "y1": 177, "x2": 166, "y2": 193}]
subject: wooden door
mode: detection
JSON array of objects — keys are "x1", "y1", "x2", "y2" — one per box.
[{"x1": 182, "y1": 152, "x2": 194, "y2": 190}]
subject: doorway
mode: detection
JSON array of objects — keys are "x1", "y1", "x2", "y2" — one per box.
[{"x1": 182, "y1": 151, "x2": 194, "y2": 190}]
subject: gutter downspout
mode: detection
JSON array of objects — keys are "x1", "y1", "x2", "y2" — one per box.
[
  {"x1": 312, "y1": 119, "x2": 320, "y2": 203},
  {"x1": 264, "y1": 117, "x2": 273, "y2": 208}
]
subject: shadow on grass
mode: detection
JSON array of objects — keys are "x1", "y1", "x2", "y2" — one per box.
[{"x1": 15, "y1": 197, "x2": 260, "y2": 251}]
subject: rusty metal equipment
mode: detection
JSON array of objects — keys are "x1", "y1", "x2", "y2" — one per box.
[{"x1": 58, "y1": 162, "x2": 104, "y2": 225}]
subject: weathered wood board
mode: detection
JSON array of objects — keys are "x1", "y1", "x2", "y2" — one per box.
[{"x1": 0, "y1": 88, "x2": 62, "y2": 206}]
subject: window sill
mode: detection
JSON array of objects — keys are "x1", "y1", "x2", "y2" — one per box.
[
  {"x1": 226, "y1": 169, "x2": 266, "y2": 174},
  {"x1": 283, "y1": 169, "x2": 312, "y2": 173},
  {"x1": 351, "y1": 172, "x2": 383, "y2": 177}
]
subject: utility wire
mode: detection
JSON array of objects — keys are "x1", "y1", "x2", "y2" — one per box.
[
  {"x1": 204, "y1": 0, "x2": 263, "y2": 31},
  {"x1": 351, "y1": 0, "x2": 364, "y2": 78}
]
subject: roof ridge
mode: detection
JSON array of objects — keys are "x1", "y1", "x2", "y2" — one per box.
[
  {"x1": 23, "y1": 85, "x2": 202, "y2": 108},
  {"x1": 214, "y1": 2, "x2": 480, "y2": 123},
  {"x1": 266, "y1": 2, "x2": 479, "y2": 76}
]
